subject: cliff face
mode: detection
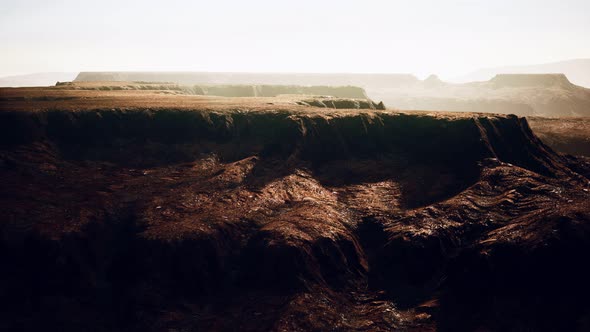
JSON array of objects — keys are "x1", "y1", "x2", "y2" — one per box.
[
  {"x1": 1, "y1": 101, "x2": 589, "y2": 331},
  {"x1": 0, "y1": 108, "x2": 570, "y2": 175}
]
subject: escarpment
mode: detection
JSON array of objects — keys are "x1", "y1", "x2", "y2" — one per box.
[
  {"x1": 0, "y1": 108, "x2": 569, "y2": 175},
  {"x1": 1, "y1": 94, "x2": 589, "y2": 331}
]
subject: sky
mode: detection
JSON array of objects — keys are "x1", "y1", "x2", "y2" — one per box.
[{"x1": 1, "y1": 0, "x2": 589, "y2": 80}]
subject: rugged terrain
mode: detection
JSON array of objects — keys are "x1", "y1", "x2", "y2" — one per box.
[{"x1": 1, "y1": 85, "x2": 590, "y2": 331}]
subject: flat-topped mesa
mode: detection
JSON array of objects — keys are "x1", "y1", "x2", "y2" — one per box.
[
  {"x1": 489, "y1": 73, "x2": 574, "y2": 88},
  {"x1": 74, "y1": 71, "x2": 420, "y2": 89}
]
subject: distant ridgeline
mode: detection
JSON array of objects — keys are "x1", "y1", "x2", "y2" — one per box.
[
  {"x1": 74, "y1": 72, "x2": 577, "y2": 89},
  {"x1": 74, "y1": 72, "x2": 590, "y2": 116},
  {"x1": 74, "y1": 72, "x2": 418, "y2": 89}
]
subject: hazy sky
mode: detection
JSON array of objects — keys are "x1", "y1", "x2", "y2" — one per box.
[{"x1": 1, "y1": 0, "x2": 589, "y2": 79}]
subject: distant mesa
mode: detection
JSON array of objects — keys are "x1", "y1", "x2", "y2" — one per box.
[
  {"x1": 74, "y1": 72, "x2": 421, "y2": 89},
  {"x1": 489, "y1": 73, "x2": 573, "y2": 88},
  {"x1": 69, "y1": 71, "x2": 590, "y2": 117},
  {"x1": 455, "y1": 58, "x2": 590, "y2": 88},
  {"x1": 73, "y1": 71, "x2": 579, "y2": 90}
]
